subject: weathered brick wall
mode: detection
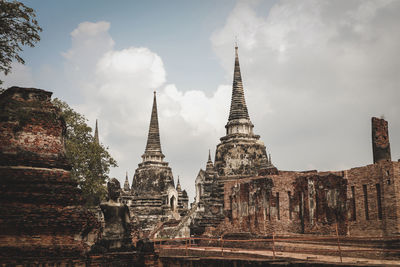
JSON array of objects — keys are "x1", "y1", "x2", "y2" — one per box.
[
  {"x1": 0, "y1": 87, "x2": 100, "y2": 263},
  {"x1": 223, "y1": 171, "x2": 348, "y2": 236},
  {"x1": 346, "y1": 161, "x2": 400, "y2": 236},
  {"x1": 222, "y1": 162, "x2": 400, "y2": 238}
]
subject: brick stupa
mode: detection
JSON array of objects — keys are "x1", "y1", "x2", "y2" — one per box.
[{"x1": 0, "y1": 87, "x2": 99, "y2": 263}]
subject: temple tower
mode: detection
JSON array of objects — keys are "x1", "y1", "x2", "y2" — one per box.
[
  {"x1": 123, "y1": 171, "x2": 130, "y2": 192},
  {"x1": 130, "y1": 92, "x2": 180, "y2": 236},
  {"x1": 214, "y1": 46, "x2": 274, "y2": 179},
  {"x1": 176, "y1": 177, "x2": 189, "y2": 216}
]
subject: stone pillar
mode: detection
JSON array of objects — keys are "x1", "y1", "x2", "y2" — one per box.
[{"x1": 372, "y1": 117, "x2": 391, "y2": 163}]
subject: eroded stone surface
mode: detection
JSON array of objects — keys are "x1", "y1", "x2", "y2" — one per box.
[{"x1": 0, "y1": 87, "x2": 99, "y2": 262}]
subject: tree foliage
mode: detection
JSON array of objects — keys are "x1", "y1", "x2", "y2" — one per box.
[
  {"x1": 52, "y1": 98, "x2": 118, "y2": 206},
  {"x1": 0, "y1": 0, "x2": 42, "y2": 83}
]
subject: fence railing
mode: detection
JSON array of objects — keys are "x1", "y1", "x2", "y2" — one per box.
[{"x1": 151, "y1": 227, "x2": 400, "y2": 263}]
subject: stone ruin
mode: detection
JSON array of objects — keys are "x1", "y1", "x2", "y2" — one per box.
[
  {"x1": 191, "y1": 46, "x2": 400, "y2": 240},
  {"x1": 0, "y1": 87, "x2": 99, "y2": 263},
  {"x1": 0, "y1": 87, "x2": 161, "y2": 265},
  {"x1": 1, "y1": 45, "x2": 400, "y2": 265},
  {"x1": 120, "y1": 92, "x2": 189, "y2": 238}
]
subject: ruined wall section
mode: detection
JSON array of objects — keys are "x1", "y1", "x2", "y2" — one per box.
[
  {"x1": 130, "y1": 165, "x2": 176, "y2": 236},
  {"x1": 190, "y1": 170, "x2": 224, "y2": 236},
  {"x1": 0, "y1": 87, "x2": 99, "y2": 262},
  {"x1": 346, "y1": 161, "x2": 400, "y2": 236},
  {"x1": 372, "y1": 117, "x2": 391, "y2": 163},
  {"x1": 0, "y1": 87, "x2": 68, "y2": 169},
  {"x1": 223, "y1": 171, "x2": 348, "y2": 236}
]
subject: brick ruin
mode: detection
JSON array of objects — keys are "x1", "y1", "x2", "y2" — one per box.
[
  {"x1": 191, "y1": 46, "x2": 400, "y2": 239},
  {"x1": 214, "y1": 46, "x2": 275, "y2": 178},
  {"x1": 120, "y1": 92, "x2": 189, "y2": 238},
  {"x1": 190, "y1": 151, "x2": 225, "y2": 235},
  {"x1": 0, "y1": 87, "x2": 163, "y2": 266},
  {"x1": 0, "y1": 87, "x2": 99, "y2": 263},
  {"x1": 1, "y1": 46, "x2": 399, "y2": 265}
]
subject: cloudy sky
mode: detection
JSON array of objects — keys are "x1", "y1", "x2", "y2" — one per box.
[{"x1": 2, "y1": 0, "x2": 400, "y2": 201}]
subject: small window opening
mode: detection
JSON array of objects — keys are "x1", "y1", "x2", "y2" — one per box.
[
  {"x1": 376, "y1": 184, "x2": 382, "y2": 220},
  {"x1": 351, "y1": 186, "x2": 356, "y2": 221},
  {"x1": 276, "y1": 192, "x2": 280, "y2": 220},
  {"x1": 363, "y1": 185, "x2": 369, "y2": 220},
  {"x1": 288, "y1": 191, "x2": 292, "y2": 220}
]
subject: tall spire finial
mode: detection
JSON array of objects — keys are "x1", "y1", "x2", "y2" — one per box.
[
  {"x1": 176, "y1": 175, "x2": 181, "y2": 191},
  {"x1": 142, "y1": 91, "x2": 165, "y2": 163},
  {"x1": 94, "y1": 119, "x2": 99, "y2": 144},
  {"x1": 206, "y1": 149, "x2": 214, "y2": 172},
  {"x1": 228, "y1": 45, "x2": 250, "y2": 121},
  {"x1": 145, "y1": 91, "x2": 162, "y2": 154},
  {"x1": 123, "y1": 171, "x2": 130, "y2": 191}
]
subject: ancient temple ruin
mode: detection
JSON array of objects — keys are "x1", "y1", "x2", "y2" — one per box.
[
  {"x1": 1, "y1": 44, "x2": 400, "y2": 265},
  {"x1": 191, "y1": 46, "x2": 277, "y2": 235},
  {"x1": 214, "y1": 46, "x2": 275, "y2": 179},
  {"x1": 126, "y1": 92, "x2": 189, "y2": 237},
  {"x1": 0, "y1": 87, "x2": 100, "y2": 263},
  {"x1": 190, "y1": 46, "x2": 400, "y2": 239}
]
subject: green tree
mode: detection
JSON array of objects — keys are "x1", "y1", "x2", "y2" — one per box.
[
  {"x1": 52, "y1": 98, "x2": 118, "y2": 206},
  {"x1": 0, "y1": 0, "x2": 42, "y2": 84}
]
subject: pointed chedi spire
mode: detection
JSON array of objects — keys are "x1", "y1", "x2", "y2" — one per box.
[
  {"x1": 224, "y1": 45, "x2": 255, "y2": 137},
  {"x1": 228, "y1": 45, "x2": 250, "y2": 121},
  {"x1": 123, "y1": 171, "x2": 130, "y2": 191},
  {"x1": 206, "y1": 149, "x2": 214, "y2": 172},
  {"x1": 94, "y1": 119, "x2": 99, "y2": 144},
  {"x1": 176, "y1": 176, "x2": 181, "y2": 191},
  {"x1": 142, "y1": 91, "x2": 165, "y2": 163}
]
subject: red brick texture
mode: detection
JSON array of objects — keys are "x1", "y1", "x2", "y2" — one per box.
[{"x1": 0, "y1": 87, "x2": 99, "y2": 263}]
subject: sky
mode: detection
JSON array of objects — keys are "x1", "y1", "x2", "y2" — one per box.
[{"x1": 2, "y1": 0, "x2": 400, "y2": 202}]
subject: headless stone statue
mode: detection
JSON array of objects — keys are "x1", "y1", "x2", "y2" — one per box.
[{"x1": 95, "y1": 178, "x2": 132, "y2": 251}]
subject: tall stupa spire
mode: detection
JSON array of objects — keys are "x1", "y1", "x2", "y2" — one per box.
[
  {"x1": 94, "y1": 119, "x2": 99, "y2": 144},
  {"x1": 142, "y1": 91, "x2": 165, "y2": 163},
  {"x1": 228, "y1": 45, "x2": 250, "y2": 121},
  {"x1": 206, "y1": 149, "x2": 214, "y2": 172},
  {"x1": 224, "y1": 45, "x2": 255, "y2": 137}
]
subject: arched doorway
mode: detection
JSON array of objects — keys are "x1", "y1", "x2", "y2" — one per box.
[{"x1": 170, "y1": 195, "x2": 176, "y2": 211}]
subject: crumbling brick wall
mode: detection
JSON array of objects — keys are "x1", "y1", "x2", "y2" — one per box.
[
  {"x1": 346, "y1": 161, "x2": 400, "y2": 236},
  {"x1": 224, "y1": 171, "x2": 348, "y2": 236},
  {"x1": 222, "y1": 162, "x2": 400, "y2": 238},
  {"x1": 0, "y1": 87, "x2": 99, "y2": 263}
]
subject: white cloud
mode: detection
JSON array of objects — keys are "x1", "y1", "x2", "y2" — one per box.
[
  {"x1": 211, "y1": 0, "x2": 400, "y2": 171},
  {"x1": 160, "y1": 84, "x2": 230, "y2": 136},
  {"x1": 2, "y1": 1, "x2": 399, "y2": 202},
  {"x1": 59, "y1": 21, "x2": 231, "y2": 200}
]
